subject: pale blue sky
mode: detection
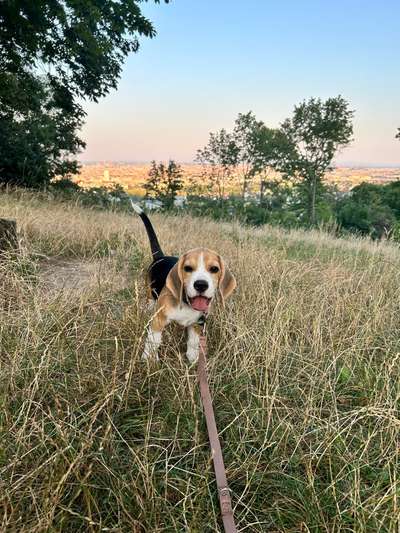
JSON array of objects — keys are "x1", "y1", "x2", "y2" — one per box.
[{"x1": 81, "y1": 0, "x2": 400, "y2": 166}]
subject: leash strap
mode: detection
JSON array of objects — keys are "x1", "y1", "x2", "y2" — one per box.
[{"x1": 198, "y1": 333, "x2": 237, "y2": 533}]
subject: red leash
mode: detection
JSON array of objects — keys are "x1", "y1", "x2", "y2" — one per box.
[{"x1": 197, "y1": 328, "x2": 237, "y2": 533}]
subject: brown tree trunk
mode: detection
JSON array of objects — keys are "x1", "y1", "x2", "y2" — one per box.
[
  {"x1": 0, "y1": 219, "x2": 18, "y2": 257},
  {"x1": 260, "y1": 180, "x2": 266, "y2": 203},
  {"x1": 242, "y1": 177, "x2": 249, "y2": 198},
  {"x1": 309, "y1": 172, "x2": 318, "y2": 226},
  {"x1": 311, "y1": 177, "x2": 317, "y2": 226}
]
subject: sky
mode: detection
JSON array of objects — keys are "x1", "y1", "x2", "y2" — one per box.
[{"x1": 80, "y1": 0, "x2": 400, "y2": 166}]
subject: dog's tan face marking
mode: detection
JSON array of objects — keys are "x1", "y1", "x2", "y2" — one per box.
[
  {"x1": 166, "y1": 247, "x2": 236, "y2": 311},
  {"x1": 182, "y1": 249, "x2": 219, "y2": 288},
  {"x1": 202, "y1": 249, "x2": 222, "y2": 285},
  {"x1": 183, "y1": 249, "x2": 218, "y2": 299},
  {"x1": 174, "y1": 248, "x2": 235, "y2": 312}
]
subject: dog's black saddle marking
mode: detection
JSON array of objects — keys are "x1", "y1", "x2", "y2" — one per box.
[{"x1": 148, "y1": 256, "x2": 178, "y2": 300}]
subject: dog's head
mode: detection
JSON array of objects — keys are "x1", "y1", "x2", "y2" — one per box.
[{"x1": 166, "y1": 248, "x2": 236, "y2": 312}]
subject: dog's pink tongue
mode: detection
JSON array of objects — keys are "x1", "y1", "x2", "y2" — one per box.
[{"x1": 191, "y1": 296, "x2": 209, "y2": 312}]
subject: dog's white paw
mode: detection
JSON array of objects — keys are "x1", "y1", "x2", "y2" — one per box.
[
  {"x1": 142, "y1": 329, "x2": 161, "y2": 362},
  {"x1": 186, "y1": 346, "x2": 199, "y2": 364},
  {"x1": 186, "y1": 326, "x2": 200, "y2": 364},
  {"x1": 141, "y1": 350, "x2": 159, "y2": 362}
]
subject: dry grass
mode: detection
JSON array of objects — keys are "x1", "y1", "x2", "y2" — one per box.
[{"x1": 1, "y1": 189, "x2": 399, "y2": 532}]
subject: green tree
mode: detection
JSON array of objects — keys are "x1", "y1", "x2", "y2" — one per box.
[
  {"x1": 336, "y1": 183, "x2": 397, "y2": 239},
  {"x1": 278, "y1": 96, "x2": 354, "y2": 225},
  {"x1": 382, "y1": 181, "x2": 400, "y2": 218},
  {"x1": 196, "y1": 112, "x2": 294, "y2": 200},
  {"x1": 232, "y1": 112, "x2": 295, "y2": 199},
  {"x1": 337, "y1": 201, "x2": 395, "y2": 239},
  {"x1": 0, "y1": 0, "x2": 167, "y2": 187},
  {"x1": 233, "y1": 112, "x2": 267, "y2": 197},
  {"x1": 144, "y1": 161, "x2": 164, "y2": 201},
  {"x1": 0, "y1": 72, "x2": 84, "y2": 186},
  {"x1": 254, "y1": 126, "x2": 295, "y2": 203},
  {"x1": 195, "y1": 129, "x2": 239, "y2": 200},
  {"x1": 143, "y1": 160, "x2": 183, "y2": 210}
]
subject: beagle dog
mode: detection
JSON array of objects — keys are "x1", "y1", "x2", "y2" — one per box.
[{"x1": 131, "y1": 202, "x2": 236, "y2": 363}]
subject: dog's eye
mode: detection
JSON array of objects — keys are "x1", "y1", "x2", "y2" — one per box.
[
  {"x1": 183, "y1": 265, "x2": 193, "y2": 273},
  {"x1": 209, "y1": 266, "x2": 219, "y2": 274}
]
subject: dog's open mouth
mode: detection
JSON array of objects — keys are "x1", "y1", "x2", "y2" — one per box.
[{"x1": 189, "y1": 296, "x2": 211, "y2": 312}]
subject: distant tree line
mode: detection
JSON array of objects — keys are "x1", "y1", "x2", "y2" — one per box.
[
  {"x1": 143, "y1": 97, "x2": 400, "y2": 240},
  {"x1": 147, "y1": 96, "x2": 354, "y2": 224},
  {"x1": 195, "y1": 96, "x2": 354, "y2": 226}
]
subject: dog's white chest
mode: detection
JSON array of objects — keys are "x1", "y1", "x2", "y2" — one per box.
[{"x1": 167, "y1": 304, "x2": 202, "y2": 327}]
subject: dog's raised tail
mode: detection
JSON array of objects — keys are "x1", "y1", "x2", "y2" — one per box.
[{"x1": 130, "y1": 201, "x2": 164, "y2": 260}]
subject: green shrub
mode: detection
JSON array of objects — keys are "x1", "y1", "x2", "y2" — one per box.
[{"x1": 336, "y1": 192, "x2": 397, "y2": 239}]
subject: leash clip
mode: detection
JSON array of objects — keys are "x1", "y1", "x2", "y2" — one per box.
[{"x1": 197, "y1": 312, "x2": 208, "y2": 336}]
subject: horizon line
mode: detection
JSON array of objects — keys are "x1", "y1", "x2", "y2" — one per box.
[{"x1": 77, "y1": 159, "x2": 400, "y2": 169}]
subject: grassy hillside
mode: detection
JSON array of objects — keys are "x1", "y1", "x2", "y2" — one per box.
[{"x1": 1, "y1": 190, "x2": 399, "y2": 532}]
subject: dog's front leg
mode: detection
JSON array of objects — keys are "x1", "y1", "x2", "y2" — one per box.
[
  {"x1": 186, "y1": 324, "x2": 201, "y2": 364},
  {"x1": 142, "y1": 314, "x2": 166, "y2": 361},
  {"x1": 142, "y1": 329, "x2": 162, "y2": 361}
]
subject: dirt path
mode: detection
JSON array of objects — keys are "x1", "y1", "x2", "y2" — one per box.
[{"x1": 39, "y1": 258, "x2": 106, "y2": 292}]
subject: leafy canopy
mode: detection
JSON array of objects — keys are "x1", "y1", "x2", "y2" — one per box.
[
  {"x1": 196, "y1": 129, "x2": 239, "y2": 199},
  {"x1": 336, "y1": 182, "x2": 398, "y2": 239},
  {"x1": 279, "y1": 96, "x2": 354, "y2": 180},
  {"x1": 233, "y1": 112, "x2": 277, "y2": 195},
  {"x1": 0, "y1": 0, "x2": 167, "y2": 186},
  {"x1": 196, "y1": 112, "x2": 289, "y2": 198},
  {"x1": 0, "y1": 1, "x2": 165, "y2": 101},
  {"x1": 278, "y1": 96, "x2": 354, "y2": 224}
]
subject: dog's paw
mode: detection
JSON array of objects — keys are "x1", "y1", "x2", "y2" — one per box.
[
  {"x1": 186, "y1": 347, "x2": 199, "y2": 364},
  {"x1": 141, "y1": 349, "x2": 159, "y2": 362},
  {"x1": 142, "y1": 329, "x2": 161, "y2": 362}
]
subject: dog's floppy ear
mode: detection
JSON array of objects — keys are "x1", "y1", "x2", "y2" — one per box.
[
  {"x1": 166, "y1": 255, "x2": 186, "y2": 304},
  {"x1": 218, "y1": 255, "x2": 236, "y2": 304}
]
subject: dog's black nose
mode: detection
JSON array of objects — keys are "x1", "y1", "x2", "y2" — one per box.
[{"x1": 194, "y1": 279, "x2": 209, "y2": 293}]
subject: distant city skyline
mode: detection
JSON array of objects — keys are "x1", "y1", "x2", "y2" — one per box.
[
  {"x1": 78, "y1": 160, "x2": 400, "y2": 169},
  {"x1": 79, "y1": 1, "x2": 400, "y2": 166}
]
